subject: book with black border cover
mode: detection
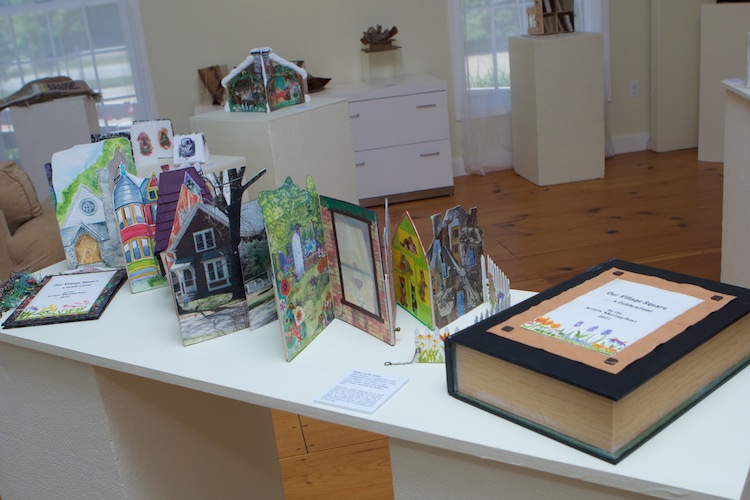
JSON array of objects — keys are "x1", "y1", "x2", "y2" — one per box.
[
  {"x1": 2, "y1": 269, "x2": 126, "y2": 328},
  {"x1": 445, "y1": 259, "x2": 750, "y2": 463}
]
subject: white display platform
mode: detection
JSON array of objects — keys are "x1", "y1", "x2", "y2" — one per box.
[
  {"x1": 721, "y1": 78, "x2": 750, "y2": 289},
  {"x1": 1, "y1": 262, "x2": 750, "y2": 499},
  {"x1": 189, "y1": 98, "x2": 358, "y2": 205},
  {"x1": 11, "y1": 95, "x2": 101, "y2": 197},
  {"x1": 509, "y1": 33, "x2": 605, "y2": 186},
  {"x1": 698, "y1": 3, "x2": 750, "y2": 162}
]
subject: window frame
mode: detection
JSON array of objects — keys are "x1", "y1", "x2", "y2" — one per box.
[
  {"x1": 0, "y1": 0, "x2": 157, "y2": 161},
  {"x1": 193, "y1": 228, "x2": 216, "y2": 253},
  {"x1": 447, "y1": 0, "x2": 533, "y2": 120},
  {"x1": 203, "y1": 257, "x2": 230, "y2": 291}
]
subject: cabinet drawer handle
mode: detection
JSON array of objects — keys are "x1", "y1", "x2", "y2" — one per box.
[
  {"x1": 416, "y1": 104, "x2": 437, "y2": 109},
  {"x1": 420, "y1": 152, "x2": 440, "y2": 158},
  {"x1": 355, "y1": 161, "x2": 366, "y2": 167},
  {"x1": 350, "y1": 113, "x2": 361, "y2": 119}
]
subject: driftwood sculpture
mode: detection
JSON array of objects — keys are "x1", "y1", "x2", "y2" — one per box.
[{"x1": 360, "y1": 25, "x2": 400, "y2": 52}]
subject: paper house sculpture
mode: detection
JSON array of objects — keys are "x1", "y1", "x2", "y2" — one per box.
[
  {"x1": 222, "y1": 47, "x2": 309, "y2": 113},
  {"x1": 427, "y1": 206, "x2": 484, "y2": 329}
]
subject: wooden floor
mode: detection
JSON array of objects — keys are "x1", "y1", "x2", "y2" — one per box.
[{"x1": 272, "y1": 148, "x2": 724, "y2": 498}]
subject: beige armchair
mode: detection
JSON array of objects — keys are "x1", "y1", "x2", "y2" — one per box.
[{"x1": 0, "y1": 161, "x2": 65, "y2": 280}]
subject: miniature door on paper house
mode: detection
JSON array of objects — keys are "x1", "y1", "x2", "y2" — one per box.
[{"x1": 222, "y1": 47, "x2": 308, "y2": 113}]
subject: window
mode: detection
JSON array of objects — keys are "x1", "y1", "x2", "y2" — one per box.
[
  {"x1": 449, "y1": 0, "x2": 533, "y2": 119},
  {"x1": 0, "y1": 0, "x2": 156, "y2": 161},
  {"x1": 193, "y1": 228, "x2": 216, "y2": 253},
  {"x1": 203, "y1": 258, "x2": 230, "y2": 291},
  {"x1": 80, "y1": 198, "x2": 96, "y2": 216},
  {"x1": 448, "y1": 0, "x2": 608, "y2": 120}
]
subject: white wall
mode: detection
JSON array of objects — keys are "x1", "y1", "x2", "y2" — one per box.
[{"x1": 137, "y1": 0, "x2": 697, "y2": 161}]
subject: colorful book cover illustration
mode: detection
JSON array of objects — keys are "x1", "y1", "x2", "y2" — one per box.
[
  {"x1": 391, "y1": 212, "x2": 433, "y2": 328},
  {"x1": 258, "y1": 176, "x2": 334, "y2": 361},
  {"x1": 165, "y1": 167, "x2": 273, "y2": 346},
  {"x1": 2, "y1": 269, "x2": 126, "y2": 328},
  {"x1": 51, "y1": 137, "x2": 133, "y2": 270},
  {"x1": 427, "y1": 206, "x2": 484, "y2": 329},
  {"x1": 320, "y1": 196, "x2": 395, "y2": 345}
]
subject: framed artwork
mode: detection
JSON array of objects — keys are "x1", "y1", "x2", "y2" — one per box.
[
  {"x1": 332, "y1": 210, "x2": 380, "y2": 318},
  {"x1": 320, "y1": 196, "x2": 394, "y2": 346}
]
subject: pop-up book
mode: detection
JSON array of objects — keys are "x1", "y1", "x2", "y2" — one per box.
[
  {"x1": 391, "y1": 205, "x2": 503, "y2": 331},
  {"x1": 165, "y1": 166, "x2": 274, "y2": 346},
  {"x1": 222, "y1": 47, "x2": 308, "y2": 113},
  {"x1": 258, "y1": 177, "x2": 395, "y2": 361},
  {"x1": 427, "y1": 205, "x2": 484, "y2": 329}
]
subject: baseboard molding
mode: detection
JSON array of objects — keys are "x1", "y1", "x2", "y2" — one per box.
[
  {"x1": 453, "y1": 159, "x2": 468, "y2": 177},
  {"x1": 612, "y1": 133, "x2": 650, "y2": 155},
  {"x1": 452, "y1": 159, "x2": 512, "y2": 177},
  {"x1": 451, "y1": 134, "x2": 652, "y2": 177}
]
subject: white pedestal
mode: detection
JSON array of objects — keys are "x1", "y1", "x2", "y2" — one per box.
[
  {"x1": 509, "y1": 33, "x2": 604, "y2": 186},
  {"x1": 721, "y1": 79, "x2": 750, "y2": 287},
  {"x1": 698, "y1": 3, "x2": 750, "y2": 162},
  {"x1": 11, "y1": 95, "x2": 100, "y2": 197},
  {"x1": 189, "y1": 98, "x2": 358, "y2": 204}
]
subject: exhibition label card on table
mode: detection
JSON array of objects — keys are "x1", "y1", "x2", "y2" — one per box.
[{"x1": 315, "y1": 370, "x2": 408, "y2": 414}]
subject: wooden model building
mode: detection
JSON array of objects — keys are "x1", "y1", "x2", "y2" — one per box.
[{"x1": 222, "y1": 47, "x2": 308, "y2": 113}]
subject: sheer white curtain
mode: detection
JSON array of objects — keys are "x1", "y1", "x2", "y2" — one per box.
[
  {"x1": 0, "y1": 0, "x2": 156, "y2": 162},
  {"x1": 447, "y1": 0, "x2": 611, "y2": 174}
]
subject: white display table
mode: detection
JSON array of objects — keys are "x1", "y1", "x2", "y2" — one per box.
[{"x1": 1, "y1": 263, "x2": 749, "y2": 499}]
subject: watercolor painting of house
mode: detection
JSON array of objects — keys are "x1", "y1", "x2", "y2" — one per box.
[
  {"x1": 112, "y1": 166, "x2": 166, "y2": 293},
  {"x1": 222, "y1": 47, "x2": 308, "y2": 113},
  {"x1": 258, "y1": 176, "x2": 334, "y2": 361},
  {"x1": 52, "y1": 137, "x2": 133, "y2": 270}
]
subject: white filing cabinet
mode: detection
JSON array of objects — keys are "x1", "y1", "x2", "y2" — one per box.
[{"x1": 319, "y1": 75, "x2": 454, "y2": 207}]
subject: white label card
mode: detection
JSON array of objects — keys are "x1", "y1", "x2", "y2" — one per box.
[{"x1": 315, "y1": 370, "x2": 408, "y2": 414}]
